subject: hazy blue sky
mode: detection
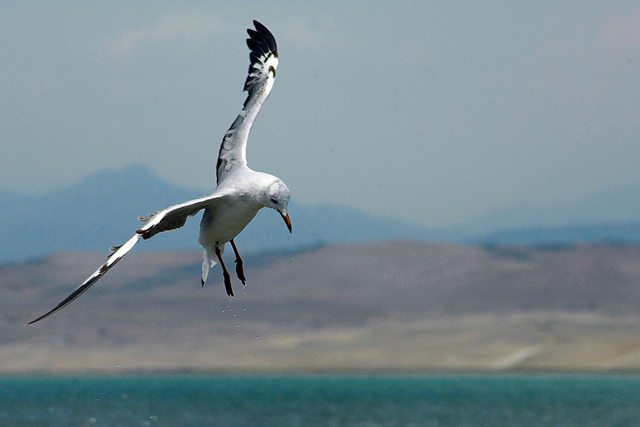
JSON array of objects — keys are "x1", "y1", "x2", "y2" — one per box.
[{"x1": 2, "y1": 2, "x2": 639, "y2": 227}]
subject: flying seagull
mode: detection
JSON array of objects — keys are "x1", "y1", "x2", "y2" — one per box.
[{"x1": 29, "y1": 20, "x2": 291, "y2": 324}]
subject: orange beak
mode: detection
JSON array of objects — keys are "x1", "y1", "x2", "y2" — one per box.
[{"x1": 282, "y1": 212, "x2": 292, "y2": 233}]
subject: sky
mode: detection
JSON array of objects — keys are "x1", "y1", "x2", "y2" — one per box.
[{"x1": 2, "y1": 2, "x2": 640, "y2": 228}]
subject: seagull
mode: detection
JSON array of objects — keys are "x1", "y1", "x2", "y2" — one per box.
[{"x1": 29, "y1": 20, "x2": 291, "y2": 324}]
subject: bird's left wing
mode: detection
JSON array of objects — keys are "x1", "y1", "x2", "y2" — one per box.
[
  {"x1": 216, "y1": 20, "x2": 279, "y2": 184},
  {"x1": 28, "y1": 233, "x2": 142, "y2": 324},
  {"x1": 28, "y1": 193, "x2": 228, "y2": 324}
]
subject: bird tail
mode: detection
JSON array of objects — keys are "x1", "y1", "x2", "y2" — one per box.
[{"x1": 201, "y1": 248, "x2": 219, "y2": 287}]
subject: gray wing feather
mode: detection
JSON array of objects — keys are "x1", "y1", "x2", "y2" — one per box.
[{"x1": 216, "y1": 20, "x2": 279, "y2": 184}]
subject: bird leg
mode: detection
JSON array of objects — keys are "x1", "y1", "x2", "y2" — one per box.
[
  {"x1": 215, "y1": 247, "x2": 234, "y2": 297},
  {"x1": 230, "y1": 239, "x2": 246, "y2": 285}
]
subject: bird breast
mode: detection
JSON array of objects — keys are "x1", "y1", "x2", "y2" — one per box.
[{"x1": 198, "y1": 196, "x2": 262, "y2": 248}]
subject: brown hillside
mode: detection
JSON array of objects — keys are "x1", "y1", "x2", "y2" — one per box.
[{"x1": 3, "y1": 241, "x2": 640, "y2": 372}]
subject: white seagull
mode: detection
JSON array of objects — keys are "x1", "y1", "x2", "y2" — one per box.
[{"x1": 29, "y1": 21, "x2": 291, "y2": 324}]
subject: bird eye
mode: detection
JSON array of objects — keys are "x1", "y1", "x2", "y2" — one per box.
[{"x1": 271, "y1": 197, "x2": 278, "y2": 204}]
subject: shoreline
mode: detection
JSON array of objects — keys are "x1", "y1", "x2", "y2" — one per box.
[
  {"x1": 4, "y1": 368, "x2": 640, "y2": 376},
  {"x1": 6, "y1": 312, "x2": 640, "y2": 375}
]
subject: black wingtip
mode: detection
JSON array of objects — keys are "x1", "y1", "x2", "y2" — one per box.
[
  {"x1": 246, "y1": 20, "x2": 277, "y2": 58},
  {"x1": 28, "y1": 308, "x2": 57, "y2": 325},
  {"x1": 242, "y1": 21, "x2": 279, "y2": 97}
]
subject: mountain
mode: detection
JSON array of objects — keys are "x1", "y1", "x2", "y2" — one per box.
[
  {"x1": 477, "y1": 221, "x2": 640, "y2": 246},
  {"x1": 1, "y1": 165, "x2": 639, "y2": 262},
  {"x1": 0, "y1": 165, "x2": 201, "y2": 261},
  {"x1": 0, "y1": 165, "x2": 435, "y2": 262},
  {"x1": 450, "y1": 185, "x2": 640, "y2": 244}
]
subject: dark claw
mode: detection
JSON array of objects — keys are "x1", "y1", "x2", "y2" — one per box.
[
  {"x1": 235, "y1": 259, "x2": 246, "y2": 285},
  {"x1": 223, "y1": 272, "x2": 234, "y2": 297}
]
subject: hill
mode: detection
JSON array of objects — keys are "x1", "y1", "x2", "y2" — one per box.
[
  {"x1": 477, "y1": 222, "x2": 640, "y2": 246},
  {"x1": 0, "y1": 165, "x2": 434, "y2": 262},
  {"x1": 2, "y1": 165, "x2": 640, "y2": 262},
  {"x1": 4, "y1": 241, "x2": 640, "y2": 372},
  {"x1": 454, "y1": 184, "x2": 640, "y2": 236},
  {"x1": 452, "y1": 184, "x2": 640, "y2": 245}
]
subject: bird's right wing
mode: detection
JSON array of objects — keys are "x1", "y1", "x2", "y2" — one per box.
[
  {"x1": 28, "y1": 193, "x2": 228, "y2": 324},
  {"x1": 136, "y1": 193, "x2": 228, "y2": 239},
  {"x1": 216, "y1": 20, "x2": 279, "y2": 184}
]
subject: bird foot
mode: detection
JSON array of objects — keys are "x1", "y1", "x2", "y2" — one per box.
[
  {"x1": 223, "y1": 272, "x2": 234, "y2": 297},
  {"x1": 235, "y1": 260, "x2": 247, "y2": 285}
]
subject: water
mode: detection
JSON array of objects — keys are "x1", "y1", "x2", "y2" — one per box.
[{"x1": 2, "y1": 374, "x2": 640, "y2": 426}]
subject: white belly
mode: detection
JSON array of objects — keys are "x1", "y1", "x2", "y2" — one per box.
[{"x1": 197, "y1": 197, "x2": 261, "y2": 249}]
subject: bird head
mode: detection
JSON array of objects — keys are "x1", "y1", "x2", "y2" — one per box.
[{"x1": 265, "y1": 178, "x2": 292, "y2": 232}]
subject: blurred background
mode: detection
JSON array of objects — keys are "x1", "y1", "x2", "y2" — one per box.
[{"x1": 2, "y1": 1, "x2": 640, "y2": 373}]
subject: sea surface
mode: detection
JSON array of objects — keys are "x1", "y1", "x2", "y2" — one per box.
[{"x1": 1, "y1": 374, "x2": 640, "y2": 426}]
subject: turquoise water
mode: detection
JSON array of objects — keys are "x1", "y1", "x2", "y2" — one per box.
[{"x1": 1, "y1": 374, "x2": 640, "y2": 426}]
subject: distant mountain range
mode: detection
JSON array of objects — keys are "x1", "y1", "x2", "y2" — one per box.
[
  {"x1": 0, "y1": 165, "x2": 434, "y2": 262},
  {"x1": 446, "y1": 186, "x2": 640, "y2": 245},
  {"x1": 450, "y1": 184, "x2": 640, "y2": 244},
  {"x1": 1, "y1": 164, "x2": 638, "y2": 262}
]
